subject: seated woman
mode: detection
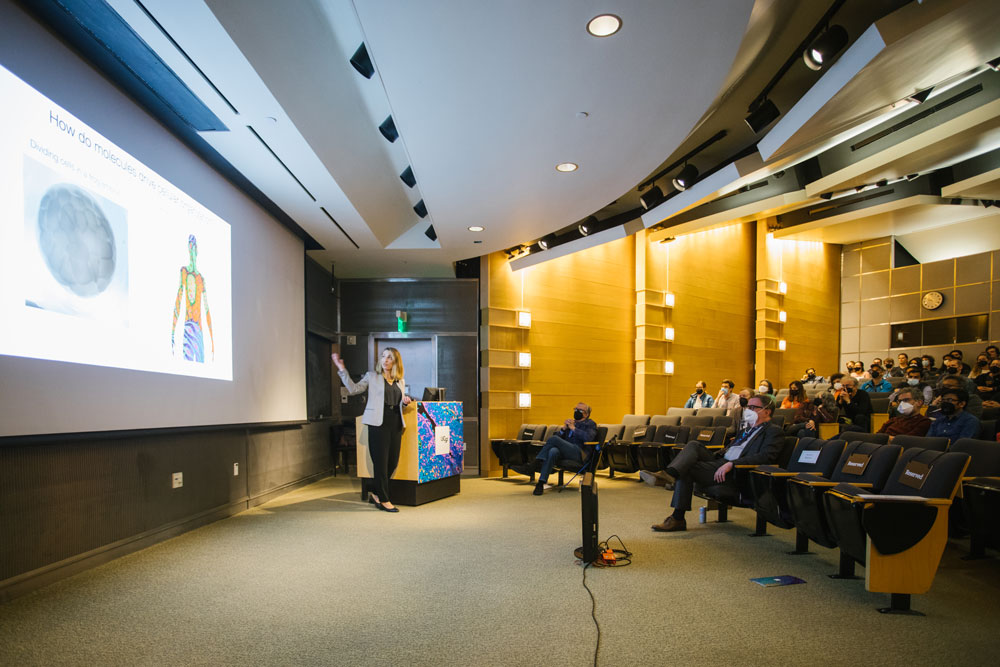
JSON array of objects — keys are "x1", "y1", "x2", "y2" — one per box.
[
  {"x1": 786, "y1": 395, "x2": 838, "y2": 438},
  {"x1": 757, "y1": 379, "x2": 775, "y2": 398},
  {"x1": 780, "y1": 380, "x2": 807, "y2": 409}
]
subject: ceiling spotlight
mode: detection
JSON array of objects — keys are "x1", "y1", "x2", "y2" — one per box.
[
  {"x1": 587, "y1": 14, "x2": 622, "y2": 37},
  {"x1": 424, "y1": 225, "x2": 437, "y2": 241},
  {"x1": 556, "y1": 162, "x2": 578, "y2": 172},
  {"x1": 987, "y1": 56, "x2": 1000, "y2": 72},
  {"x1": 803, "y1": 25, "x2": 848, "y2": 71},
  {"x1": 578, "y1": 216, "x2": 598, "y2": 236},
  {"x1": 468, "y1": 225, "x2": 485, "y2": 232},
  {"x1": 672, "y1": 164, "x2": 699, "y2": 191},
  {"x1": 745, "y1": 98, "x2": 780, "y2": 134},
  {"x1": 400, "y1": 165, "x2": 416, "y2": 188},
  {"x1": 379, "y1": 115, "x2": 398, "y2": 142},
  {"x1": 350, "y1": 43, "x2": 375, "y2": 79},
  {"x1": 639, "y1": 186, "x2": 664, "y2": 210},
  {"x1": 905, "y1": 88, "x2": 933, "y2": 105},
  {"x1": 905, "y1": 173, "x2": 920, "y2": 181},
  {"x1": 413, "y1": 199, "x2": 427, "y2": 218},
  {"x1": 538, "y1": 234, "x2": 556, "y2": 250}
]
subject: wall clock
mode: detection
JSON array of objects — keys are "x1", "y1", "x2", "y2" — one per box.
[{"x1": 921, "y1": 291, "x2": 944, "y2": 310}]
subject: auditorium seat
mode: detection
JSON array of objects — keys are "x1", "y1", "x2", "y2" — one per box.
[
  {"x1": 554, "y1": 425, "x2": 609, "y2": 486},
  {"x1": 786, "y1": 442, "x2": 902, "y2": 557},
  {"x1": 636, "y1": 425, "x2": 691, "y2": 473},
  {"x1": 978, "y1": 419, "x2": 997, "y2": 441},
  {"x1": 962, "y1": 477, "x2": 1000, "y2": 559},
  {"x1": 696, "y1": 436, "x2": 798, "y2": 523},
  {"x1": 868, "y1": 392, "x2": 892, "y2": 400},
  {"x1": 824, "y1": 448, "x2": 970, "y2": 613},
  {"x1": 772, "y1": 408, "x2": 798, "y2": 423},
  {"x1": 649, "y1": 415, "x2": 676, "y2": 427},
  {"x1": 749, "y1": 438, "x2": 846, "y2": 541},
  {"x1": 845, "y1": 432, "x2": 890, "y2": 445},
  {"x1": 949, "y1": 438, "x2": 1000, "y2": 557},
  {"x1": 769, "y1": 415, "x2": 786, "y2": 429},
  {"x1": 888, "y1": 376, "x2": 906, "y2": 387},
  {"x1": 491, "y1": 424, "x2": 541, "y2": 477},
  {"x1": 890, "y1": 435, "x2": 948, "y2": 452},
  {"x1": 679, "y1": 415, "x2": 713, "y2": 428},
  {"x1": 712, "y1": 415, "x2": 734, "y2": 431},
  {"x1": 606, "y1": 417, "x2": 650, "y2": 476},
  {"x1": 666, "y1": 407, "x2": 696, "y2": 417},
  {"x1": 870, "y1": 397, "x2": 891, "y2": 414},
  {"x1": 694, "y1": 407, "x2": 726, "y2": 417}
]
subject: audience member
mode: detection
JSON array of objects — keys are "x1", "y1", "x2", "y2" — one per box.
[
  {"x1": 848, "y1": 362, "x2": 869, "y2": 381},
  {"x1": 890, "y1": 366, "x2": 933, "y2": 405},
  {"x1": 878, "y1": 387, "x2": 931, "y2": 436},
  {"x1": 930, "y1": 375, "x2": 983, "y2": 417},
  {"x1": 518, "y1": 402, "x2": 597, "y2": 495},
  {"x1": 781, "y1": 380, "x2": 807, "y2": 409},
  {"x1": 986, "y1": 345, "x2": 1000, "y2": 361},
  {"x1": 921, "y1": 354, "x2": 938, "y2": 375},
  {"x1": 650, "y1": 395, "x2": 782, "y2": 533},
  {"x1": 860, "y1": 367, "x2": 891, "y2": 393},
  {"x1": 727, "y1": 388, "x2": 755, "y2": 433},
  {"x1": 757, "y1": 379, "x2": 775, "y2": 397},
  {"x1": 836, "y1": 375, "x2": 873, "y2": 432},
  {"x1": 801, "y1": 367, "x2": 826, "y2": 386},
  {"x1": 883, "y1": 357, "x2": 900, "y2": 377},
  {"x1": 975, "y1": 359, "x2": 1000, "y2": 406},
  {"x1": 926, "y1": 387, "x2": 980, "y2": 444},
  {"x1": 949, "y1": 349, "x2": 972, "y2": 375},
  {"x1": 714, "y1": 379, "x2": 741, "y2": 413},
  {"x1": 787, "y1": 395, "x2": 837, "y2": 438},
  {"x1": 969, "y1": 353, "x2": 991, "y2": 379},
  {"x1": 684, "y1": 381, "x2": 714, "y2": 409},
  {"x1": 889, "y1": 353, "x2": 908, "y2": 377}
]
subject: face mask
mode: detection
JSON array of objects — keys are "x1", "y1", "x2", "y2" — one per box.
[
  {"x1": 742, "y1": 410, "x2": 758, "y2": 428},
  {"x1": 739, "y1": 396, "x2": 749, "y2": 408},
  {"x1": 946, "y1": 366, "x2": 959, "y2": 374},
  {"x1": 940, "y1": 402, "x2": 957, "y2": 416},
  {"x1": 991, "y1": 367, "x2": 1000, "y2": 375},
  {"x1": 573, "y1": 409, "x2": 584, "y2": 420},
  {"x1": 720, "y1": 387, "x2": 730, "y2": 395},
  {"x1": 922, "y1": 360, "x2": 930, "y2": 367},
  {"x1": 833, "y1": 382, "x2": 843, "y2": 391},
  {"x1": 807, "y1": 372, "x2": 815, "y2": 379},
  {"x1": 978, "y1": 359, "x2": 988, "y2": 367},
  {"x1": 695, "y1": 388, "x2": 703, "y2": 395},
  {"x1": 870, "y1": 372, "x2": 881, "y2": 380},
  {"x1": 759, "y1": 385, "x2": 769, "y2": 393},
  {"x1": 907, "y1": 378, "x2": 920, "y2": 386},
  {"x1": 896, "y1": 401, "x2": 915, "y2": 416},
  {"x1": 885, "y1": 362, "x2": 893, "y2": 368}
]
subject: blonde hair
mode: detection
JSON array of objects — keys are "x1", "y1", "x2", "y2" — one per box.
[{"x1": 380, "y1": 347, "x2": 404, "y2": 382}]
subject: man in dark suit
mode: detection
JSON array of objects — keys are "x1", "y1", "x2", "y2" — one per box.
[{"x1": 651, "y1": 394, "x2": 783, "y2": 532}]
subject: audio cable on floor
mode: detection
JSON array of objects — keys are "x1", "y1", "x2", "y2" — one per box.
[{"x1": 578, "y1": 535, "x2": 632, "y2": 666}]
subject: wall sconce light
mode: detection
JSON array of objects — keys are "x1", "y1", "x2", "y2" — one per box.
[
  {"x1": 664, "y1": 327, "x2": 675, "y2": 341},
  {"x1": 664, "y1": 361, "x2": 675, "y2": 374},
  {"x1": 778, "y1": 339, "x2": 787, "y2": 351},
  {"x1": 518, "y1": 352, "x2": 532, "y2": 368},
  {"x1": 395, "y1": 310, "x2": 408, "y2": 332},
  {"x1": 778, "y1": 282, "x2": 788, "y2": 294},
  {"x1": 664, "y1": 293, "x2": 675, "y2": 307},
  {"x1": 517, "y1": 311, "x2": 532, "y2": 327},
  {"x1": 518, "y1": 392, "x2": 532, "y2": 408},
  {"x1": 778, "y1": 310, "x2": 787, "y2": 322}
]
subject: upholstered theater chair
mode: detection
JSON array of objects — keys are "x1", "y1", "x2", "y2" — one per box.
[
  {"x1": 749, "y1": 438, "x2": 846, "y2": 542},
  {"x1": 695, "y1": 436, "x2": 798, "y2": 523},
  {"x1": 889, "y1": 435, "x2": 949, "y2": 452},
  {"x1": 553, "y1": 425, "x2": 609, "y2": 488},
  {"x1": 491, "y1": 424, "x2": 542, "y2": 478},
  {"x1": 823, "y1": 447, "x2": 971, "y2": 614},
  {"x1": 605, "y1": 415, "x2": 651, "y2": 476},
  {"x1": 637, "y1": 425, "x2": 691, "y2": 474},
  {"x1": 785, "y1": 441, "x2": 902, "y2": 559},
  {"x1": 949, "y1": 438, "x2": 1000, "y2": 558}
]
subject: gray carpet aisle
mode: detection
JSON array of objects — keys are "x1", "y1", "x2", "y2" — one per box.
[{"x1": 1, "y1": 474, "x2": 999, "y2": 666}]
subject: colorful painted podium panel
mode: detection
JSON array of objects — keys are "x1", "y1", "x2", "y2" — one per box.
[{"x1": 356, "y1": 401, "x2": 464, "y2": 505}]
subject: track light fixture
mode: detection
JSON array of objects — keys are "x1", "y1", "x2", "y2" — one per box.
[
  {"x1": 350, "y1": 43, "x2": 375, "y2": 79},
  {"x1": 379, "y1": 115, "x2": 398, "y2": 142},
  {"x1": 988, "y1": 56, "x2": 1000, "y2": 72},
  {"x1": 745, "y1": 98, "x2": 780, "y2": 134},
  {"x1": 578, "y1": 216, "x2": 598, "y2": 236},
  {"x1": 400, "y1": 166, "x2": 416, "y2": 188},
  {"x1": 424, "y1": 225, "x2": 437, "y2": 241},
  {"x1": 639, "y1": 186, "x2": 664, "y2": 210},
  {"x1": 905, "y1": 88, "x2": 933, "y2": 105},
  {"x1": 672, "y1": 164, "x2": 699, "y2": 191},
  {"x1": 803, "y1": 25, "x2": 848, "y2": 71},
  {"x1": 538, "y1": 234, "x2": 556, "y2": 250},
  {"x1": 413, "y1": 199, "x2": 427, "y2": 218}
]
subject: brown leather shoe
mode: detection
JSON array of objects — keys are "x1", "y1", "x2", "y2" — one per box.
[{"x1": 651, "y1": 516, "x2": 687, "y2": 532}]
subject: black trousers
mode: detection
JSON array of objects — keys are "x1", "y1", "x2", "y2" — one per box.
[
  {"x1": 669, "y1": 442, "x2": 729, "y2": 512},
  {"x1": 367, "y1": 421, "x2": 402, "y2": 503}
]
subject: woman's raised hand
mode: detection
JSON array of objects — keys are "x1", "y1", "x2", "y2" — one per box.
[{"x1": 331, "y1": 353, "x2": 346, "y2": 372}]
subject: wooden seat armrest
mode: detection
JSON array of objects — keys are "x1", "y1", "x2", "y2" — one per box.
[
  {"x1": 734, "y1": 464, "x2": 757, "y2": 469},
  {"x1": 856, "y1": 494, "x2": 951, "y2": 506},
  {"x1": 790, "y1": 479, "x2": 837, "y2": 487},
  {"x1": 757, "y1": 471, "x2": 800, "y2": 477}
]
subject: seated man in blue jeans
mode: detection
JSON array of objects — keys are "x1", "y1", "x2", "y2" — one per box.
[
  {"x1": 651, "y1": 395, "x2": 783, "y2": 532},
  {"x1": 519, "y1": 402, "x2": 597, "y2": 496}
]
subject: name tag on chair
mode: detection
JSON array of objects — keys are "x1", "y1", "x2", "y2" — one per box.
[
  {"x1": 798, "y1": 450, "x2": 820, "y2": 464},
  {"x1": 697, "y1": 429, "x2": 714, "y2": 442},
  {"x1": 662, "y1": 433, "x2": 677, "y2": 443},
  {"x1": 633, "y1": 426, "x2": 648, "y2": 440},
  {"x1": 841, "y1": 453, "x2": 870, "y2": 476},
  {"x1": 898, "y1": 460, "x2": 931, "y2": 490},
  {"x1": 523, "y1": 428, "x2": 535, "y2": 440}
]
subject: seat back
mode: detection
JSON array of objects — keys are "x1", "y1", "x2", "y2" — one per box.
[
  {"x1": 680, "y1": 415, "x2": 713, "y2": 428},
  {"x1": 517, "y1": 424, "x2": 541, "y2": 441},
  {"x1": 654, "y1": 424, "x2": 690, "y2": 445},
  {"x1": 649, "y1": 415, "x2": 673, "y2": 427},
  {"x1": 879, "y1": 448, "x2": 971, "y2": 499},
  {"x1": 776, "y1": 388, "x2": 790, "y2": 399},
  {"x1": 712, "y1": 415, "x2": 733, "y2": 430},
  {"x1": 890, "y1": 434, "x2": 948, "y2": 452},
  {"x1": 769, "y1": 415, "x2": 785, "y2": 429},
  {"x1": 979, "y1": 419, "x2": 998, "y2": 441},
  {"x1": 622, "y1": 414, "x2": 651, "y2": 427},
  {"x1": 600, "y1": 424, "x2": 624, "y2": 443},
  {"x1": 868, "y1": 392, "x2": 892, "y2": 400},
  {"x1": 830, "y1": 442, "x2": 902, "y2": 491},
  {"x1": 688, "y1": 425, "x2": 727, "y2": 447},
  {"x1": 694, "y1": 407, "x2": 726, "y2": 417},
  {"x1": 773, "y1": 408, "x2": 797, "y2": 422},
  {"x1": 666, "y1": 407, "x2": 697, "y2": 417},
  {"x1": 776, "y1": 435, "x2": 799, "y2": 468},
  {"x1": 887, "y1": 376, "x2": 906, "y2": 387},
  {"x1": 870, "y1": 397, "x2": 890, "y2": 414},
  {"x1": 846, "y1": 431, "x2": 890, "y2": 445},
  {"x1": 626, "y1": 422, "x2": 655, "y2": 443},
  {"x1": 785, "y1": 437, "x2": 846, "y2": 475},
  {"x1": 949, "y1": 438, "x2": 1000, "y2": 477}
]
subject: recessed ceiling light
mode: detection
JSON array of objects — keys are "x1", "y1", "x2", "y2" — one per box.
[
  {"x1": 468, "y1": 226, "x2": 485, "y2": 232},
  {"x1": 587, "y1": 14, "x2": 621, "y2": 37},
  {"x1": 556, "y1": 162, "x2": 578, "y2": 172}
]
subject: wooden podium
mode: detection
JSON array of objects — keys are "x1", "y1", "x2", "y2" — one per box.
[{"x1": 356, "y1": 401, "x2": 464, "y2": 505}]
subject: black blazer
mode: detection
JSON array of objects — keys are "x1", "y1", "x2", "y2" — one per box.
[{"x1": 721, "y1": 422, "x2": 783, "y2": 467}]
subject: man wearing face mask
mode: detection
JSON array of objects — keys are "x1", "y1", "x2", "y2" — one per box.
[
  {"x1": 889, "y1": 366, "x2": 934, "y2": 405},
  {"x1": 926, "y1": 388, "x2": 980, "y2": 444},
  {"x1": 949, "y1": 349, "x2": 972, "y2": 375},
  {"x1": 886, "y1": 357, "x2": 904, "y2": 377},
  {"x1": 878, "y1": 387, "x2": 931, "y2": 436},
  {"x1": 684, "y1": 381, "x2": 715, "y2": 409},
  {"x1": 835, "y1": 376, "x2": 873, "y2": 432},
  {"x1": 860, "y1": 367, "x2": 891, "y2": 393},
  {"x1": 931, "y1": 376, "x2": 984, "y2": 417},
  {"x1": 975, "y1": 360, "x2": 1000, "y2": 408},
  {"x1": 651, "y1": 395, "x2": 782, "y2": 532},
  {"x1": 517, "y1": 402, "x2": 597, "y2": 495},
  {"x1": 801, "y1": 368, "x2": 826, "y2": 386},
  {"x1": 714, "y1": 379, "x2": 740, "y2": 413}
]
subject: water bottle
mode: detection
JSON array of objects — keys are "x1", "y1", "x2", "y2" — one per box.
[{"x1": 699, "y1": 506, "x2": 707, "y2": 524}]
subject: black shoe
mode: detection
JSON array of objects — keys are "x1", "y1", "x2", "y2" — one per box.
[
  {"x1": 375, "y1": 502, "x2": 399, "y2": 513},
  {"x1": 533, "y1": 482, "x2": 545, "y2": 496}
]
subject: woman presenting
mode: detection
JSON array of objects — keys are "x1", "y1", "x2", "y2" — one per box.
[{"x1": 333, "y1": 348, "x2": 412, "y2": 512}]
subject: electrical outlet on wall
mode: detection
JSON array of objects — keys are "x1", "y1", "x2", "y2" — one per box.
[
  {"x1": 172, "y1": 472, "x2": 183, "y2": 489},
  {"x1": 347, "y1": 335, "x2": 356, "y2": 345},
  {"x1": 233, "y1": 462, "x2": 239, "y2": 476}
]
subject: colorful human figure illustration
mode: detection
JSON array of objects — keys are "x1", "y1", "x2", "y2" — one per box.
[{"x1": 171, "y1": 234, "x2": 214, "y2": 362}]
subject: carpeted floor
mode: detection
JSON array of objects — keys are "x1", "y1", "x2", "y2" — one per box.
[{"x1": 1, "y1": 473, "x2": 999, "y2": 666}]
